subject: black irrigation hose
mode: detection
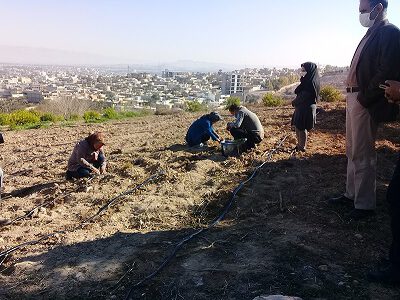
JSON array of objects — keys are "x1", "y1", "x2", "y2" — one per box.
[
  {"x1": 78, "y1": 172, "x2": 164, "y2": 226},
  {"x1": 2, "y1": 177, "x2": 98, "y2": 227},
  {"x1": 0, "y1": 171, "x2": 164, "y2": 267},
  {"x1": 5, "y1": 198, "x2": 55, "y2": 226},
  {"x1": 124, "y1": 135, "x2": 288, "y2": 300}
]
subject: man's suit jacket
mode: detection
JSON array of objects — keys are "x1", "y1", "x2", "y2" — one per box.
[{"x1": 355, "y1": 20, "x2": 400, "y2": 122}]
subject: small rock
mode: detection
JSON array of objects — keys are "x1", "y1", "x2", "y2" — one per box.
[
  {"x1": 318, "y1": 265, "x2": 329, "y2": 271},
  {"x1": 338, "y1": 281, "x2": 345, "y2": 286},
  {"x1": 31, "y1": 209, "x2": 39, "y2": 218},
  {"x1": 355, "y1": 234, "x2": 363, "y2": 239},
  {"x1": 110, "y1": 296, "x2": 117, "y2": 299},
  {"x1": 75, "y1": 272, "x2": 85, "y2": 281},
  {"x1": 193, "y1": 276, "x2": 204, "y2": 286},
  {"x1": 63, "y1": 195, "x2": 75, "y2": 203},
  {"x1": 0, "y1": 219, "x2": 11, "y2": 226},
  {"x1": 353, "y1": 280, "x2": 359, "y2": 284},
  {"x1": 85, "y1": 186, "x2": 93, "y2": 193}
]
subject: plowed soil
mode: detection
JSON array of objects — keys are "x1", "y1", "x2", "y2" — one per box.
[{"x1": 1, "y1": 102, "x2": 400, "y2": 300}]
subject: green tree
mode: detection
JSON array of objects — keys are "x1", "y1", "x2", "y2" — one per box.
[
  {"x1": 185, "y1": 100, "x2": 205, "y2": 112},
  {"x1": 262, "y1": 93, "x2": 284, "y2": 107},
  {"x1": 320, "y1": 86, "x2": 344, "y2": 102},
  {"x1": 151, "y1": 94, "x2": 160, "y2": 103},
  {"x1": 224, "y1": 96, "x2": 241, "y2": 109}
]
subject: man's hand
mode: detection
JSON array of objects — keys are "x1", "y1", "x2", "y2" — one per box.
[
  {"x1": 226, "y1": 123, "x2": 232, "y2": 131},
  {"x1": 100, "y1": 165, "x2": 107, "y2": 175},
  {"x1": 93, "y1": 168, "x2": 101, "y2": 175},
  {"x1": 385, "y1": 80, "x2": 400, "y2": 102}
]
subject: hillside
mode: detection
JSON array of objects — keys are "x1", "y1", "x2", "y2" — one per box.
[{"x1": 0, "y1": 102, "x2": 400, "y2": 299}]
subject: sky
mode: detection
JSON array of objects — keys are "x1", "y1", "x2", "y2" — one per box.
[{"x1": 1, "y1": 0, "x2": 400, "y2": 68}]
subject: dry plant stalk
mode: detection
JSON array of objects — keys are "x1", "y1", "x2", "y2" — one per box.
[{"x1": 80, "y1": 158, "x2": 100, "y2": 174}]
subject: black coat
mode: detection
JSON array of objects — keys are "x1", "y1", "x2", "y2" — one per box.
[
  {"x1": 292, "y1": 62, "x2": 320, "y2": 131},
  {"x1": 355, "y1": 20, "x2": 400, "y2": 122}
]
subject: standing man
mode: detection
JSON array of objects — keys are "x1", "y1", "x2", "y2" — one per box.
[
  {"x1": 226, "y1": 104, "x2": 264, "y2": 150},
  {"x1": 369, "y1": 82, "x2": 400, "y2": 283},
  {"x1": 329, "y1": 0, "x2": 400, "y2": 220}
]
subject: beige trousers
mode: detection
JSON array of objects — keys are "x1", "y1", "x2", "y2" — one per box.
[
  {"x1": 345, "y1": 92, "x2": 378, "y2": 210},
  {"x1": 295, "y1": 128, "x2": 308, "y2": 150}
]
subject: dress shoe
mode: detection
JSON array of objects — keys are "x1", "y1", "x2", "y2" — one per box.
[
  {"x1": 293, "y1": 146, "x2": 306, "y2": 152},
  {"x1": 348, "y1": 208, "x2": 375, "y2": 221},
  {"x1": 368, "y1": 264, "x2": 400, "y2": 284},
  {"x1": 328, "y1": 195, "x2": 353, "y2": 205}
]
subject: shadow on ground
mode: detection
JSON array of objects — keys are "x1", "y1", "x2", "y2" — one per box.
[{"x1": 2, "y1": 145, "x2": 400, "y2": 300}]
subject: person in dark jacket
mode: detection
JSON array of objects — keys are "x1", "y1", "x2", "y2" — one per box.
[
  {"x1": 369, "y1": 80, "x2": 400, "y2": 284},
  {"x1": 66, "y1": 131, "x2": 107, "y2": 179},
  {"x1": 185, "y1": 112, "x2": 223, "y2": 147},
  {"x1": 291, "y1": 62, "x2": 320, "y2": 152},
  {"x1": 226, "y1": 104, "x2": 264, "y2": 150},
  {"x1": 329, "y1": 0, "x2": 400, "y2": 220}
]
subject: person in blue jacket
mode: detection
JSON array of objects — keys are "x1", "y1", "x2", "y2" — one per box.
[{"x1": 185, "y1": 112, "x2": 223, "y2": 147}]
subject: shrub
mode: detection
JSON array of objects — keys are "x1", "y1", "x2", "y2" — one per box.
[
  {"x1": 8, "y1": 110, "x2": 41, "y2": 126},
  {"x1": 121, "y1": 111, "x2": 141, "y2": 118},
  {"x1": 320, "y1": 86, "x2": 344, "y2": 102},
  {"x1": 40, "y1": 112, "x2": 64, "y2": 122},
  {"x1": 83, "y1": 110, "x2": 102, "y2": 123},
  {"x1": 0, "y1": 113, "x2": 10, "y2": 126},
  {"x1": 262, "y1": 93, "x2": 284, "y2": 107},
  {"x1": 185, "y1": 100, "x2": 205, "y2": 112},
  {"x1": 103, "y1": 107, "x2": 119, "y2": 120},
  {"x1": 224, "y1": 97, "x2": 241, "y2": 109},
  {"x1": 68, "y1": 114, "x2": 81, "y2": 121}
]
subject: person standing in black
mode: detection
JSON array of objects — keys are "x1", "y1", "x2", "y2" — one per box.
[{"x1": 291, "y1": 62, "x2": 320, "y2": 152}]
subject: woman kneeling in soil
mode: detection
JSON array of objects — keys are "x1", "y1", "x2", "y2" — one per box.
[
  {"x1": 66, "y1": 132, "x2": 107, "y2": 179},
  {"x1": 185, "y1": 112, "x2": 223, "y2": 147},
  {"x1": 291, "y1": 62, "x2": 320, "y2": 152}
]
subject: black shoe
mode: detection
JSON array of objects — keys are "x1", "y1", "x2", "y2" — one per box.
[
  {"x1": 368, "y1": 264, "x2": 400, "y2": 284},
  {"x1": 328, "y1": 195, "x2": 352, "y2": 205},
  {"x1": 348, "y1": 209, "x2": 375, "y2": 221},
  {"x1": 293, "y1": 146, "x2": 306, "y2": 152}
]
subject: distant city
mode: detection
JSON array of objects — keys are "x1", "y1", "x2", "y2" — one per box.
[{"x1": 0, "y1": 64, "x2": 348, "y2": 113}]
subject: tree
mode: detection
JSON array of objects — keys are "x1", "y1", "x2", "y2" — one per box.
[
  {"x1": 320, "y1": 86, "x2": 344, "y2": 102},
  {"x1": 224, "y1": 97, "x2": 241, "y2": 109},
  {"x1": 185, "y1": 100, "x2": 205, "y2": 112},
  {"x1": 262, "y1": 93, "x2": 284, "y2": 107},
  {"x1": 150, "y1": 94, "x2": 160, "y2": 103}
]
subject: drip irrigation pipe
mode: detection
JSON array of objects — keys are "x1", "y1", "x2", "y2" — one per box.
[
  {"x1": 2, "y1": 176, "x2": 98, "y2": 227},
  {"x1": 124, "y1": 135, "x2": 288, "y2": 299},
  {"x1": 0, "y1": 171, "x2": 164, "y2": 268}
]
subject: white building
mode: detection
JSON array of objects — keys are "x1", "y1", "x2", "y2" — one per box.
[{"x1": 221, "y1": 73, "x2": 244, "y2": 95}]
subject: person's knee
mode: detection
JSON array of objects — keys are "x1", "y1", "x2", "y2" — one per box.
[{"x1": 77, "y1": 168, "x2": 91, "y2": 178}]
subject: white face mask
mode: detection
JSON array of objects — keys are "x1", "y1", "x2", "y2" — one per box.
[{"x1": 359, "y1": 5, "x2": 378, "y2": 28}]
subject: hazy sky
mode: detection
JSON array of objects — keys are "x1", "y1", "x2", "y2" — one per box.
[{"x1": 1, "y1": 0, "x2": 400, "y2": 67}]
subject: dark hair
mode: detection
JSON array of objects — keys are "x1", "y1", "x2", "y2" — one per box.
[
  {"x1": 86, "y1": 131, "x2": 105, "y2": 148},
  {"x1": 228, "y1": 104, "x2": 240, "y2": 112},
  {"x1": 207, "y1": 111, "x2": 222, "y2": 123},
  {"x1": 369, "y1": 0, "x2": 388, "y2": 9}
]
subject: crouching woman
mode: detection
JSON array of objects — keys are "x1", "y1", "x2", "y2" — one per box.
[{"x1": 66, "y1": 132, "x2": 107, "y2": 179}]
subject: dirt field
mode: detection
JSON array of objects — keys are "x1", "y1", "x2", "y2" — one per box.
[{"x1": 1, "y1": 103, "x2": 400, "y2": 300}]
